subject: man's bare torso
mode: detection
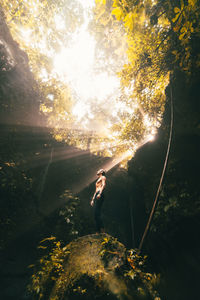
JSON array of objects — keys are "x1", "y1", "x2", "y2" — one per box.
[{"x1": 95, "y1": 175, "x2": 106, "y2": 193}]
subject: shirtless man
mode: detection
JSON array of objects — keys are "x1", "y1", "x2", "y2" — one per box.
[{"x1": 90, "y1": 169, "x2": 106, "y2": 233}]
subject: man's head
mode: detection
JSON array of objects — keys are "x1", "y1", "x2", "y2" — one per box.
[{"x1": 97, "y1": 169, "x2": 106, "y2": 176}]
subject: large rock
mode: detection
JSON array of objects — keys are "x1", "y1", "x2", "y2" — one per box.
[{"x1": 30, "y1": 234, "x2": 159, "y2": 300}]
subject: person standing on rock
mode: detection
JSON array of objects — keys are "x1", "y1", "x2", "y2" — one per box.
[{"x1": 90, "y1": 169, "x2": 106, "y2": 233}]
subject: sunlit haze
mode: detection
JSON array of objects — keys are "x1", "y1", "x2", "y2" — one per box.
[
  {"x1": 53, "y1": 3, "x2": 121, "y2": 120},
  {"x1": 16, "y1": 0, "x2": 158, "y2": 160}
]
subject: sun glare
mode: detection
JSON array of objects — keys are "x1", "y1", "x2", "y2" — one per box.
[
  {"x1": 53, "y1": 26, "x2": 120, "y2": 102},
  {"x1": 53, "y1": 30, "x2": 95, "y2": 82},
  {"x1": 20, "y1": 28, "x2": 32, "y2": 41},
  {"x1": 54, "y1": 14, "x2": 66, "y2": 30},
  {"x1": 147, "y1": 134, "x2": 155, "y2": 141},
  {"x1": 53, "y1": 12, "x2": 121, "y2": 117},
  {"x1": 76, "y1": 0, "x2": 94, "y2": 8},
  {"x1": 17, "y1": 0, "x2": 159, "y2": 161}
]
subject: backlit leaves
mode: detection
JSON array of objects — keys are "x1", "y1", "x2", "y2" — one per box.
[
  {"x1": 28, "y1": 237, "x2": 69, "y2": 299},
  {"x1": 2, "y1": 0, "x2": 200, "y2": 158},
  {"x1": 112, "y1": 7, "x2": 124, "y2": 20},
  {"x1": 92, "y1": 0, "x2": 200, "y2": 153},
  {"x1": 124, "y1": 12, "x2": 135, "y2": 32}
]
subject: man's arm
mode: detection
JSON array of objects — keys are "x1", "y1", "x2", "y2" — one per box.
[{"x1": 90, "y1": 191, "x2": 96, "y2": 206}]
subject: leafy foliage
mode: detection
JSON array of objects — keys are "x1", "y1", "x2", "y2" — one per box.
[
  {"x1": 28, "y1": 237, "x2": 70, "y2": 299},
  {"x1": 90, "y1": 0, "x2": 127, "y2": 75},
  {"x1": 1, "y1": 0, "x2": 83, "y2": 53},
  {"x1": 93, "y1": 0, "x2": 200, "y2": 149},
  {"x1": 28, "y1": 234, "x2": 161, "y2": 300},
  {"x1": 54, "y1": 190, "x2": 82, "y2": 242},
  {"x1": 125, "y1": 249, "x2": 160, "y2": 299},
  {"x1": 100, "y1": 236, "x2": 161, "y2": 299},
  {"x1": 0, "y1": 158, "x2": 33, "y2": 250},
  {"x1": 39, "y1": 78, "x2": 74, "y2": 129},
  {"x1": 151, "y1": 159, "x2": 200, "y2": 234},
  {"x1": 1, "y1": 0, "x2": 82, "y2": 132},
  {"x1": 1, "y1": 0, "x2": 200, "y2": 155}
]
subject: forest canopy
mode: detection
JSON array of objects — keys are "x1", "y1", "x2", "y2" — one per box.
[{"x1": 1, "y1": 0, "x2": 200, "y2": 159}]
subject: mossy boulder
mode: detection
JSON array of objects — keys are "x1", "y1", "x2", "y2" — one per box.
[{"x1": 30, "y1": 234, "x2": 160, "y2": 300}]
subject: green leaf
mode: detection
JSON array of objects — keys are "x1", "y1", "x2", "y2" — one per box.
[
  {"x1": 112, "y1": 7, "x2": 124, "y2": 21},
  {"x1": 174, "y1": 7, "x2": 180, "y2": 13},
  {"x1": 39, "y1": 236, "x2": 56, "y2": 243},
  {"x1": 179, "y1": 32, "x2": 186, "y2": 40},
  {"x1": 124, "y1": 12, "x2": 134, "y2": 32},
  {"x1": 181, "y1": 0, "x2": 184, "y2": 10},
  {"x1": 172, "y1": 14, "x2": 180, "y2": 23}
]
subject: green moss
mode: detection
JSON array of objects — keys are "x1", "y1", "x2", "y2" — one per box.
[{"x1": 29, "y1": 234, "x2": 160, "y2": 300}]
